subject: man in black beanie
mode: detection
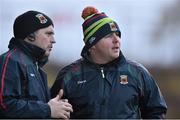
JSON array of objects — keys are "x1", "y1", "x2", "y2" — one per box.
[{"x1": 0, "y1": 10, "x2": 73, "y2": 118}]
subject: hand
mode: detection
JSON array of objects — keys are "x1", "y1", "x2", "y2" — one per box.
[
  {"x1": 48, "y1": 89, "x2": 73, "y2": 119},
  {"x1": 58, "y1": 89, "x2": 69, "y2": 103}
]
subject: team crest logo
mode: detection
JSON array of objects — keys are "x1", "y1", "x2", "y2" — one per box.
[
  {"x1": 35, "y1": 14, "x2": 48, "y2": 24},
  {"x1": 109, "y1": 22, "x2": 117, "y2": 31},
  {"x1": 119, "y1": 75, "x2": 128, "y2": 84}
]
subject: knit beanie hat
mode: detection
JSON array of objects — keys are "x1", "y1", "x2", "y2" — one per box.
[
  {"x1": 13, "y1": 10, "x2": 53, "y2": 39},
  {"x1": 81, "y1": 6, "x2": 121, "y2": 51}
]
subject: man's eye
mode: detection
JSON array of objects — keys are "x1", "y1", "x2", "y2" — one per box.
[
  {"x1": 104, "y1": 34, "x2": 112, "y2": 38},
  {"x1": 115, "y1": 32, "x2": 119, "y2": 36}
]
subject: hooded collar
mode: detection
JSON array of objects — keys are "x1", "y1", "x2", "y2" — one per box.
[{"x1": 8, "y1": 37, "x2": 48, "y2": 67}]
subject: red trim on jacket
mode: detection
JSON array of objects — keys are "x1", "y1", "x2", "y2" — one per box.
[{"x1": 0, "y1": 48, "x2": 17, "y2": 109}]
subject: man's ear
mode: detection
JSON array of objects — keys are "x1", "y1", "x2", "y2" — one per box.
[
  {"x1": 27, "y1": 36, "x2": 35, "y2": 42},
  {"x1": 88, "y1": 46, "x2": 96, "y2": 53},
  {"x1": 90, "y1": 46, "x2": 96, "y2": 50},
  {"x1": 27, "y1": 35, "x2": 35, "y2": 41}
]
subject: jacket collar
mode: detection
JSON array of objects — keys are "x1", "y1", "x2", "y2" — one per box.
[{"x1": 8, "y1": 37, "x2": 48, "y2": 67}]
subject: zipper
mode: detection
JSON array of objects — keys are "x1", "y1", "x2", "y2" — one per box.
[
  {"x1": 35, "y1": 62, "x2": 47, "y2": 101},
  {"x1": 100, "y1": 67, "x2": 106, "y2": 118},
  {"x1": 35, "y1": 62, "x2": 39, "y2": 70},
  {"x1": 100, "y1": 67, "x2": 105, "y2": 78}
]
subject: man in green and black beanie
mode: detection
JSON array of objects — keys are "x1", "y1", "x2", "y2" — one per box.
[{"x1": 51, "y1": 6, "x2": 167, "y2": 119}]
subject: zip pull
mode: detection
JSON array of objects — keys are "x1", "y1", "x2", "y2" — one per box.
[
  {"x1": 100, "y1": 67, "x2": 105, "y2": 78},
  {"x1": 36, "y1": 62, "x2": 39, "y2": 70}
]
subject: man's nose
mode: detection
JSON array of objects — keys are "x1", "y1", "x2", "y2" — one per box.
[
  {"x1": 51, "y1": 37, "x2": 56, "y2": 44},
  {"x1": 112, "y1": 33, "x2": 119, "y2": 43}
]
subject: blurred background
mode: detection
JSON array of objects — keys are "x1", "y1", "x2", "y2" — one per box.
[{"x1": 0, "y1": 0, "x2": 180, "y2": 118}]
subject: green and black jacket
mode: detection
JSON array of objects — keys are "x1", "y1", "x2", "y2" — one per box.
[{"x1": 51, "y1": 50, "x2": 167, "y2": 119}]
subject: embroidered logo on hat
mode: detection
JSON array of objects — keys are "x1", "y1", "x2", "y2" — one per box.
[
  {"x1": 119, "y1": 75, "x2": 128, "y2": 85},
  {"x1": 35, "y1": 14, "x2": 48, "y2": 24},
  {"x1": 109, "y1": 22, "x2": 117, "y2": 32},
  {"x1": 89, "y1": 37, "x2": 96, "y2": 44},
  {"x1": 81, "y1": 6, "x2": 121, "y2": 52}
]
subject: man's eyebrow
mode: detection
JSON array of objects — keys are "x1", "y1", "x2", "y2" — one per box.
[{"x1": 47, "y1": 31, "x2": 54, "y2": 35}]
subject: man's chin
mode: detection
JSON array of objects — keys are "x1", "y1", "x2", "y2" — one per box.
[
  {"x1": 44, "y1": 52, "x2": 50, "y2": 57},
  {"x1": 113, "y1": 52, "x2": 119, "y2": 57}
]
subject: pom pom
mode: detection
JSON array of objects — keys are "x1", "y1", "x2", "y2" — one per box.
[{"x1": 81, "y1": 6, "x2": 99, "y2": 19}]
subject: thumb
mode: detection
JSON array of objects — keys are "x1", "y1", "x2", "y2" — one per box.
[
  {"x1": 58, "y1": 89, "x2": 64, "y2": 99},
  {"x1": 54, "y1": 89, "x2": 63, "y2": 101},
  {"x1": 54, "y1": 94, "x2": 60, "y2": 101}
]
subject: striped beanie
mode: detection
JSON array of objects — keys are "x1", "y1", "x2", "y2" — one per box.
[{"x1": 81, "y1": 6, "x2": 121, "y2": 51}]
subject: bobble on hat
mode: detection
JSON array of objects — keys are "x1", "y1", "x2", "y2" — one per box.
[
  {"x1": 81, "y1": 6, "x2": 121, "y2": 51},
  {"x1": 13, "y1": 10, "x2": 53, "y2": 39},
  {"x1": 82, "y1": 6, "x2": 99, "y2": 20}
]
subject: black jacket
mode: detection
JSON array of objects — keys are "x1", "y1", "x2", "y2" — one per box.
[
  {"x1": 0, "y1": 38, "x2": 51, "y2": 118},
  {"x1": 51, "y1": 51, "x2": 167, "y2": 119}
]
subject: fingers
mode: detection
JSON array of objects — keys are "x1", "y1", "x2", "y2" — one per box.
[
  {"x1": 62, "y1": 99, "x2": 68, "y2": 102},
  {"x1": 60, "y1": 101, "x2": 73, "y2": 112},
  {"x1": 48, "y1": 94, "x2": 73, "y2": 119},
  {"x1": 63, "y1": 102, "x2": 73, "y2": 109},
  {"x1": 64, "y1": 106, "x2": 73, "y2": 113},
  {"x1": 59, "y1": 102, "x2": 73, "y2": 118},
  {"x1": 61, "y1": 110, "x2": 71, "y2": 119},
  {"x1": 58, "y1": 89, "x2": 63, "y2": 99},
  {"x1": 59, "y1": 112, "x2": 68, "y2": 119},
  {"x1": 53, "y1": 94, "x2": 60, "y2": 101},
  {"x1": 53, "y1": 89, "x2": 65, "y2": 101},
  {"x1": 58, "y1": 111, "x2": 70, "y2": 119}
]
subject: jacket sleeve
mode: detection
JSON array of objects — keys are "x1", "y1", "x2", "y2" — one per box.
[
  {"x1": 139, "y1": 67, "x2": 167, "y2": 119},
  {"x1": 50, "y1": 62, "x2": 75, "y2": 99},
  {"x1": 0, "y1": 55, "x2": 51, "y2": 118},
  {"x1": 50, "y1": 67, "x2": 68, "y2": 98}
]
